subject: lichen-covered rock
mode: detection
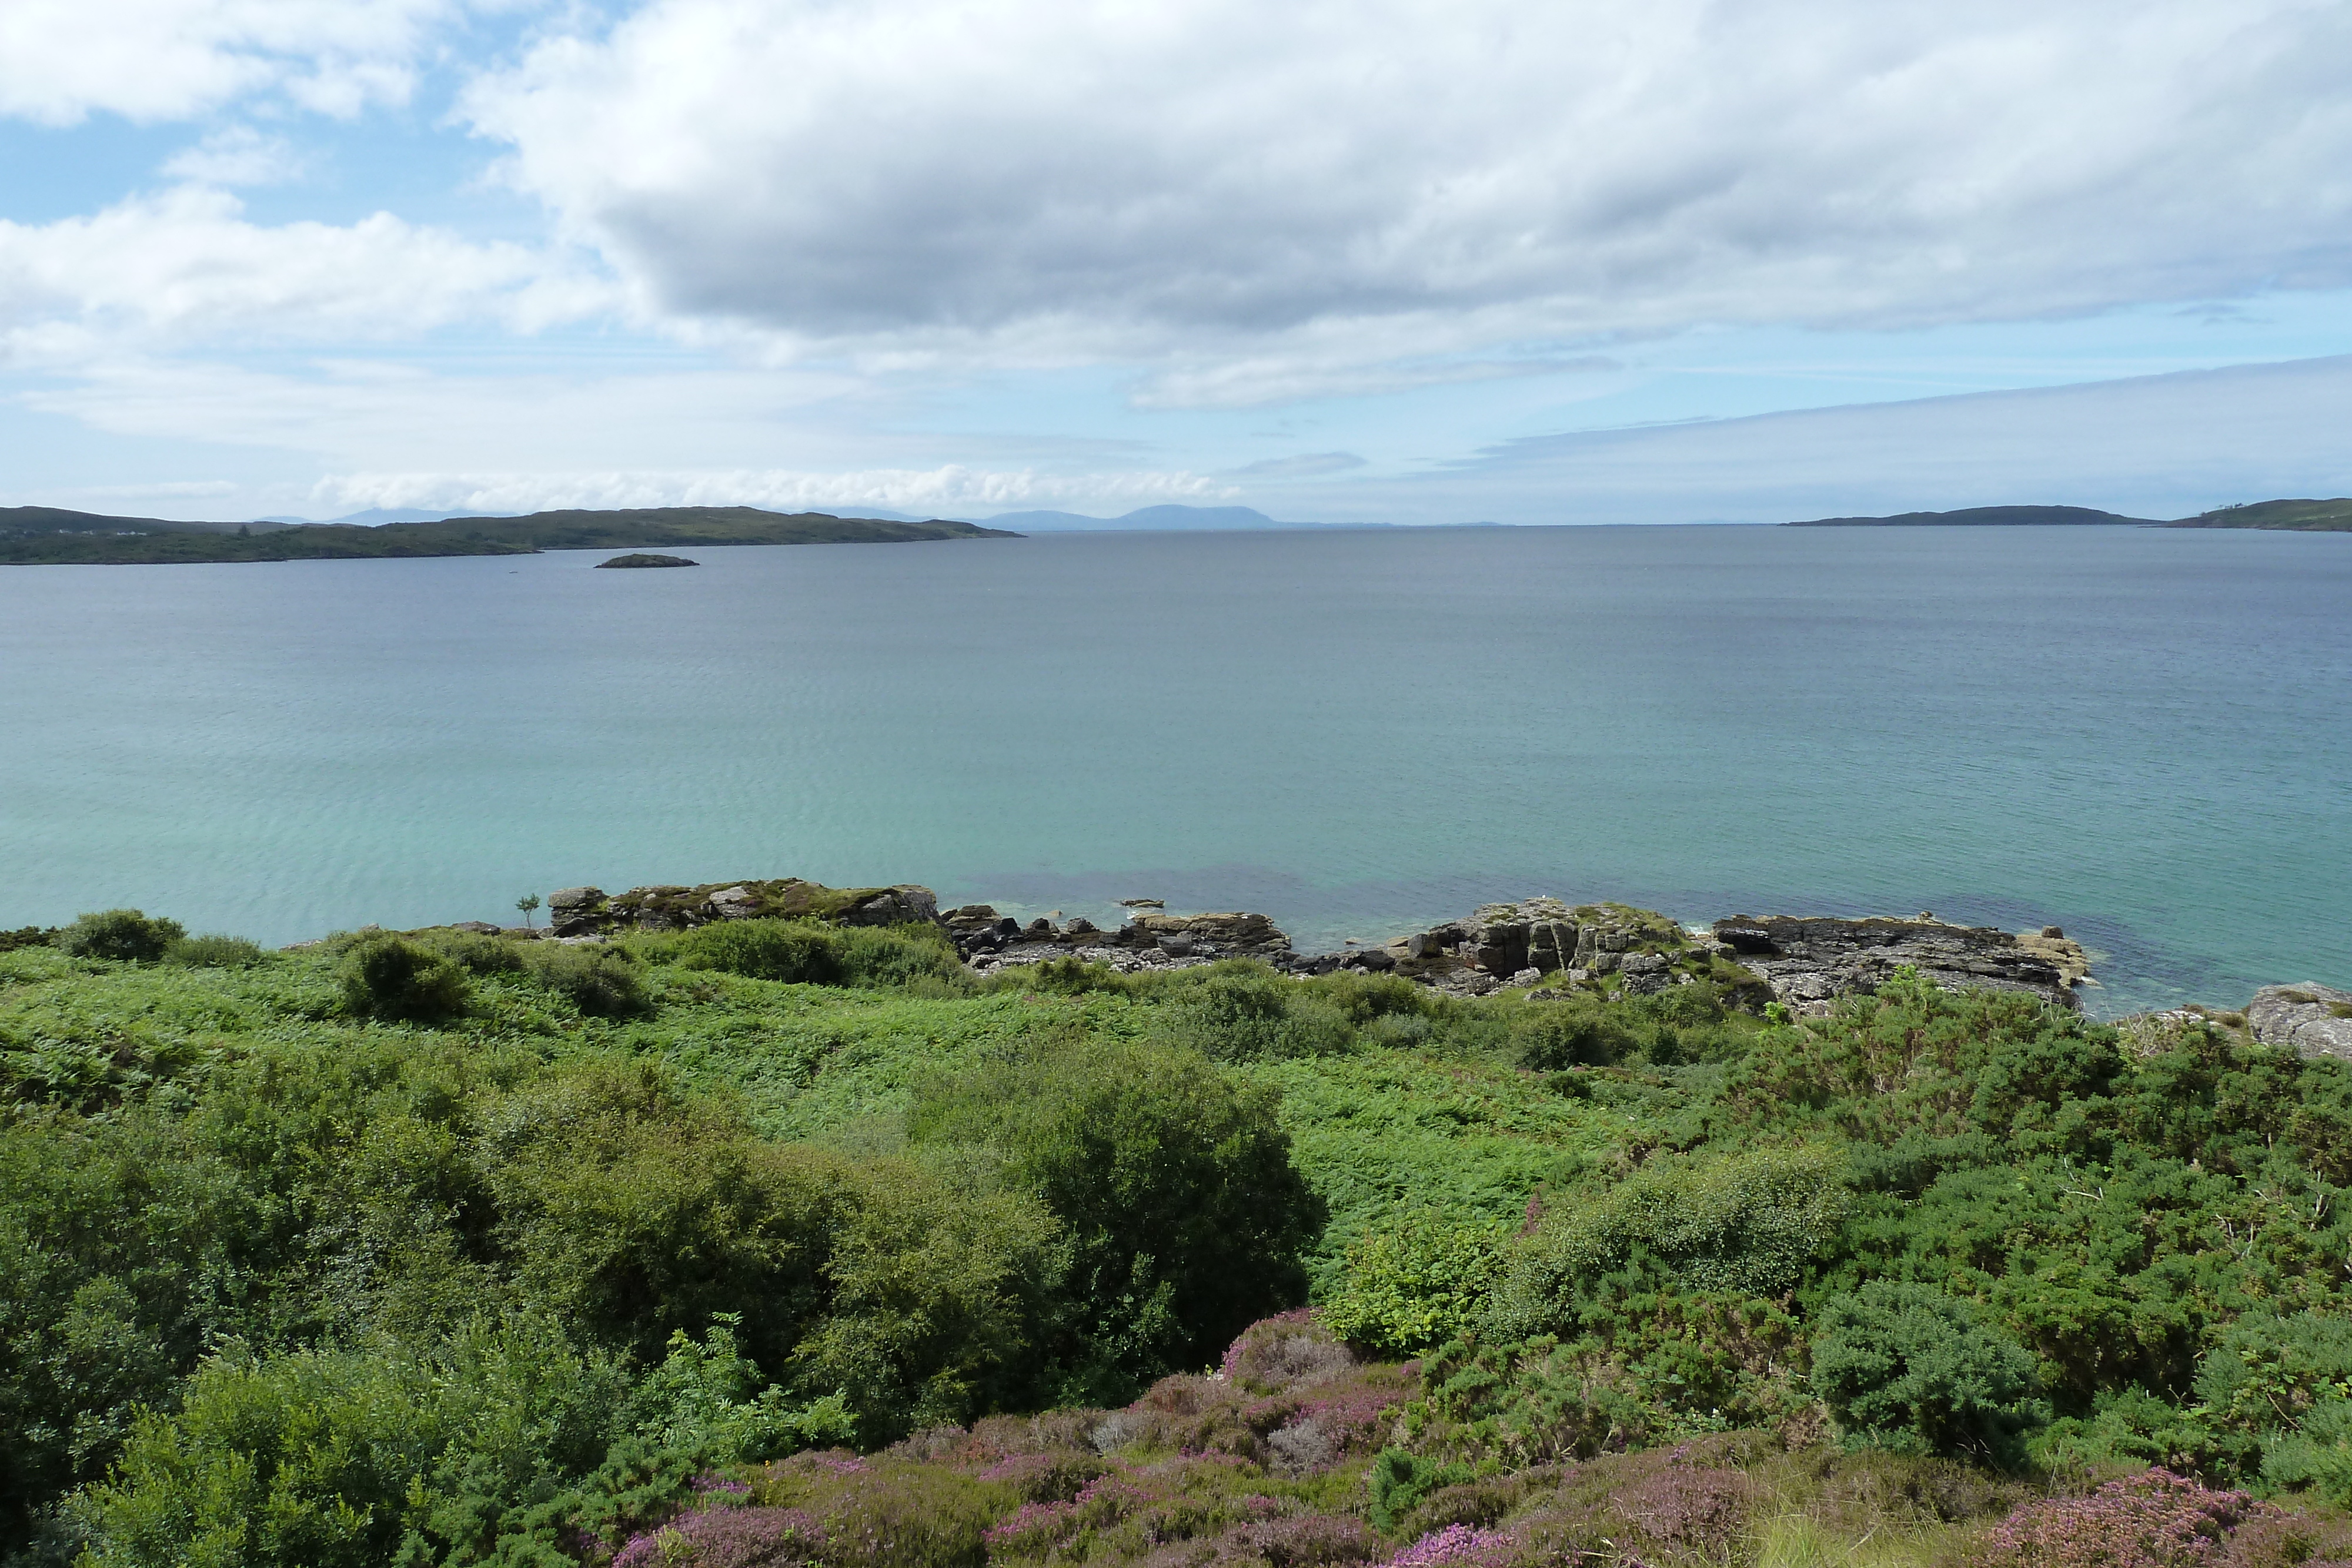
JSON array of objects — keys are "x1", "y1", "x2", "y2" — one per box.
[
  {"x1": 2247, "y1": 982, "x2": 2352, "y2": 1059},
  {"x1": 547, "y1": 877, "x2": 940, "y2": 937},
  {"x1": 1712, "y1": 914, "x2": 2086, "y2": 1011}
]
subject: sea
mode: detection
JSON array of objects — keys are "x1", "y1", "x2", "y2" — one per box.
[{"x1": 4, "y1": 524, "x2": 2347, "y2": 1017}]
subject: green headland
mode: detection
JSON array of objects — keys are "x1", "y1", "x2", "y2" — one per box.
[{"x1": 0, "y1": 506, "x2": 1017, "y2": 565}]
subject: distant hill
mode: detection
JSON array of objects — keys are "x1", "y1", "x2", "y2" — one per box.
[
  {"x1": 2167, "y1": 498, "x2": 2352, "y2": 531},
  {"x1": 1787, "y1": 504, "x2": 2160, "y2": 527},
  {"x1": 0, "y1": 506, "x2": 1017, "y2": 565},
  {"x1": 982, "y1": 504, "x2": 1287, "y2": 531},
  {"x1": 259, "y1": 507, "x2": 524, "y2": 527}
]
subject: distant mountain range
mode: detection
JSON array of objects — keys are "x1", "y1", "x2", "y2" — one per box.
[
  {"x1": 1789, "y1": 500, "x2": 2351, "y2": 530},
  {"x1": 0, "y1": 506, "x2": 1011, "y2": 565}
]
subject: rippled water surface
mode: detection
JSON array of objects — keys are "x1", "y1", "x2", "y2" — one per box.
[{"x1": 4, "y1": 525, "x2": 2347, "y2": 1014}]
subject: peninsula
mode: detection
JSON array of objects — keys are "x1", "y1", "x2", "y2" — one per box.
[
  {"x1": 0, "y1": 504, "x2": 1017, "y2": 564},
  {"x1": 1788, "y1": 504, "x2": 2158, "y2": 526},
  {"x1": 1787, "y1": 497, "x2": 2352, "y2": 529},
  {"x1": 2165, "y1": 496, "x2": 2352, "y2": 530}
]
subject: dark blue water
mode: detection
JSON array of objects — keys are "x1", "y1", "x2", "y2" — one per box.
[{"x1": 3, "y1": 526, "x2": 2346, "y2": 1014}]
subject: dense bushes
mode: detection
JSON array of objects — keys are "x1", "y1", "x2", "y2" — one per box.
[
  {"x1": 1483, "y1": 1145, "x2": 1849, "y2": 1342},
  {"x1": 661, "y1": 919, "x2": 963, "y2": 989},
  {"x1": 56, "y1": 910, "x2": 183, "y2": 963},
  {"x1": 1808, "y1": 1281, "x2": 2049, "y2": 1465},
  {"x1": 908, "y1": 1037, "x2": 1324, "y2": 1402},
  {"x1": 162, "y1": 932, "x2": 265, "y2": 968},
  {"x1": 17, "y1": 908, "x2": 2352, "y2": 1564},
  {"x1": 340, "y1": 932, "x2": 472, "y2": 1023}
]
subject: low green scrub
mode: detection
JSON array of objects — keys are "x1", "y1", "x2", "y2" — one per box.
[
  {"x1": 11, "y1": 907, "x2": 2352, "y2": 1564},
  {"x1": 652, "y1": 918, "x2": 964, "y2": 990},
  {"x1": 340, "y1": 932, "x2": 472, "y2": 1023},
  {"x1": 56, "y1": 910, "x2": 184, "y2": 964}
]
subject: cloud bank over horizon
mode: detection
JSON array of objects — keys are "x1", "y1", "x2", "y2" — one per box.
[{"x1": 2, "y1": 0, "x2": 2351, "y2": 520}]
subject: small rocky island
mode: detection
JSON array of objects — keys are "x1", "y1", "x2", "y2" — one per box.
[{"x1": 595, "y1": 553, "x2": 697, "y2": 568}]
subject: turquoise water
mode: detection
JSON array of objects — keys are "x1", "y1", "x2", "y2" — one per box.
[{"x1": 2, "y1": 525, "x2": 2347, "y2": 1014}]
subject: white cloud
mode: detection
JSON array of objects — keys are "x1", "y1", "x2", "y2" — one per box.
[
  {"x1": 308, "y1": 466, "x2": 1230, "y2": 517},
  {"x1": 161, "y1": 125, "x2": 310, "y2": 186},
  {"x1": 0, "y1": 186, "x2": 609, "y2": 355},
  {"x1": 0, "y1": 0, "x2": 490, "y2": 125},
  {"x1": 466, "y1": 0, "x2": 2352, "y2": 394}
]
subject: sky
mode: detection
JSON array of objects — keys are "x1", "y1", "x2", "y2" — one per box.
[{"x1": 4, "y1": 0, "x2": 2351, "y2": 526}]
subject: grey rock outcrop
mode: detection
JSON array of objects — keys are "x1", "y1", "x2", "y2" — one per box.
[
  {"x1": 950, "y1": 905, "x2": 1294, "y2": 973},
  {"x1": 549, "y1": 877, "x2": 941, "y2": 937},
  {"x1": 1310, "y1": 897, "x2": 1743, "y2": 998},
  {"x1": 1711, "y1": 914, "x2": 2086, "y2": 1011},
  {"x1": 2247, "y1": 984, "x2": 2352, "y2": 1059}
]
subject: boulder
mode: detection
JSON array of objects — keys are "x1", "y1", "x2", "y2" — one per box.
[
  {"x1": 1708, "y1": 914, "x2": 2086, "y2": 1010},
  {"x1": 2247, "y1": 984, "x2": 2352, "y2": 1060}
]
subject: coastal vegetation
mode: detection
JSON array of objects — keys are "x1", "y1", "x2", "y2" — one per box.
[
  {"x1": 5, "y1": 907, "x2": 2352, "y2": 1566},
  {"x1": 0, "y1": 507, "x2": 1014, "y2": 566},
  {"x1": 2166, "y1": 498, "x2": 2352, "y2": 531}
]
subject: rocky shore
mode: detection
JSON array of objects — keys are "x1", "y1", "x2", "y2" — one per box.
[{"x1": 515, "y1": 874, "x2": 2114, "y2": 1016}]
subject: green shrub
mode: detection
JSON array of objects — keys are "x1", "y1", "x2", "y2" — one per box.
[
  {"x1": 480, "y1": 1064, "x2": 1054, "y2": 1439},
  {"x1": 56, "y1": 910, "x2": 185, "y2": 963},
  {"x1": 162, "y1": 933, "x2": 265, "y2": 968},
  {"x1": 420, "y1": 928, "x2": 527, "y2": 974},
  {"x1": 339, "y1": 934, "x2": 472, "y2": 1024},
  {"x1": 1150, "y1": 965, "x2": 1353, "y2": 1061},
  {"x1": 1322, "y1": 1208, "x2": 1510, "y2": 1356},
  {"x1": 2195, "y1": 1310, "x2": 2352, "y2": 1435},
  {"x1": 671, "y1": 918, "x2": 844, "y2": 984},
  {"x1": 526, "y1": 942, "x2": 652, "y2": 1018},
  {"x1": 908, "y1": 1035, "x2": 1324, "y2": 1401},
  {"x1": 1404, "y1": 1336, "x2": 1661, "y2": 1467},
  {"x1": 0, "y1": 925, "x2": 55, "y2": 954},
  {"x1": 77, "y1": 1315, "x2": 633, "y2": 1568},
  {"x1": 836, "y1": 924, "x2": 967, "y2": 988},
  {"x1": 1485, "y1": 1145, "x2": 1849, "y2": 1339},
  {"x1": 1808, "y1": 1281, "x2": 2048, "y2": 1466},
  {"x1": 1368, "y1": 1448, "x2": 1474, "y2": 1532},
  {"x1": 1511, "y1": 996, "x2": 1634, "y2": 1070},
  {"x1": 2262, "y1": 1396, "x2": 2352, "y2": 1509}
]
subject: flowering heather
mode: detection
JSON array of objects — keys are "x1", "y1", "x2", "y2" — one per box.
[
  {"x1": 1285, "y1": 1373, "x2": 1410, "y2": 1454},
  {"x1": 1375, "y1": 1523, "x2": 1517, "y2": 1568},
  {"x1": 612, "y1": 1506, "x2": 826, "y2": 1568},
  {"x1": 985, "y1": 1473, "x2": 1161, "y2": 1554},
  {"x1": 1222, "y1": 1311, "x2": 1349, "y2": 1389},
  {"x1": 978, "y1": 1451, "x2": 1110, "y2": 1502},
  {"x1": 1606, "y1": 1462, "x2": 1752, "y2": 1559},
  {"x1": 1983, "y1": 1471, "x2": 2254, "y2": 1567},
  {"x1": 985, "y1": 1499, "x2": 1081, "y2": 1554}
]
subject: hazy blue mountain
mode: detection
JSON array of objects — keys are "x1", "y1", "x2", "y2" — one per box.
[{"x1": 981, "y1": 503, "x2": 1288, "y2": 530}]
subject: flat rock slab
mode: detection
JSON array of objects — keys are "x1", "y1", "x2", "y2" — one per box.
[
  {"x1": 2247, "y1": 983, "x2": 2352, "y2": 1059},
  {"x1": 1712, "y1": 914, "x2": 2086, "y2": 1011}
]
